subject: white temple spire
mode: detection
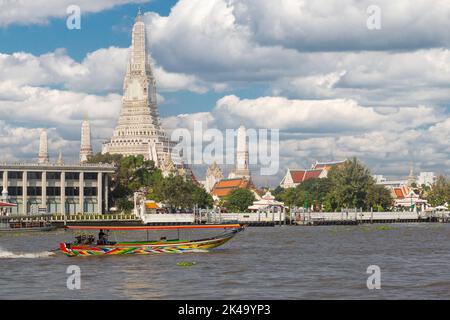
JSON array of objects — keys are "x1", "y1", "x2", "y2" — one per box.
[
  {"x1": 38, "y1": 129, "x2": 49, "y2": 164},
  {"x1": 57, "y1": 149, "x2": 64, "y2": 165},
  {"x1": 102, "y1": 10, "x2": 175, "y2": 167},
  {"x1": 80, "y1": 119, "x2": 93, "y2": 163},
  {"x1": 228, "y1": 124, "x2": 250, "y2": 179}
]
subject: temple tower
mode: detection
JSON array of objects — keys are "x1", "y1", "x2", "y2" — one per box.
[
  {"x1": 102, "y1": 9, "x2": 174, "y2": 165},
  {"x1": 38, "y1": 129, "x2": 50, "y2": 164},
  {"x1": 80, "y1": 119, "x2": 93, "y2": 163},
  {"x1": 229, "y1": 124, "x2": 250, "y2": 179},
  {"x1": 204, "y1": 161, "x2": 224, "y2": 193}
]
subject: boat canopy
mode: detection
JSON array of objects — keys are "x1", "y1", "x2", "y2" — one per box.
[
  {"x1": 65, "y1": 224, "x2": 241, "y2": 231},
  {"x1": 0, "y1": 201, "x2": 17, "y2": 207}
]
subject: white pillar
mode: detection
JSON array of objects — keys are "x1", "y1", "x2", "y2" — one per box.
[
  {"x1": 60, "y1": 171, "x2": 66, "y2": 215},
  {"x1": 41, "y1": 171, "x2": 47, "y2": 211},
  {"x1": 104, "y1": 175, "x2": 109, "y2": 214},
  {"x1": 2, "y1": 171, "x2": 7, "y2": 201},
  {"x1": 79, "y1": 172, "x2": 84, "y2": 214},
  {"x1": 22, "y1": 171, "x2": 27, "y2": 215},
  {"x1": 97, "y1": 172, "x2": 103, "y2": 214}
]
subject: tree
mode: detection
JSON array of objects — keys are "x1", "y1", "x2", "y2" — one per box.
[
  {"x1": 225, "y1": 189, "x2": 256, "y2": 212},
  {"x1": 192, "y1": 185, "x2": 214, "y2": 209},
  {"x1": 327, "y1": 157, "x2": 374, "y2": 210},
  {"x1": 297, "y1": 178, "x2": 332, "y2": 209},
  {"x1": 427, "y1": 175, "x2": 450, "y2": 207},
  {"x1": 88, "y1": 153, "x2": 159, "y2": 213},
  {"x1": 276, "y1": 187, "x2": 299, "y2": 208},
  {"x1": 366, "y1": 184, "x2": 393, "y2": 211}
]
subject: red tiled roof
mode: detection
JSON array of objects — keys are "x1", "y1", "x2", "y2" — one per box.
[
  {"x1": 393, "y1": 188, "x2": 405, "y2": 199},
  {"x1": 303, "y1": 170, "x2": 322, "y2": 180},
  {"x1": 290, "y1": 170, "x2": 306, "y2": 184},
  {"x1": 211, "y1": 178, "x2": 251, "y2": 198},
  {"x1": 289, "y1": 169, "x2": 322, "y2": 183}
]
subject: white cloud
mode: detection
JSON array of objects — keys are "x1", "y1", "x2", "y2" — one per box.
[
  {"x1": 162, "y1": 95, "x2": 450, "y2": 182},
  {"x1": 0, "y1": 47, "x2": 210, "y2": 95},
  {"x1": 272, "y1": 49, "x2": 450, "y2": 106},
  {"x1": 141, "y1": 0, "x2": 450, "y2": 108},
  {"x1": 232, "y1": 0, "x2": 450, "y2": 51},
  {"x1": 0, "y1": 0, "x2": 149, "y2": 27}
]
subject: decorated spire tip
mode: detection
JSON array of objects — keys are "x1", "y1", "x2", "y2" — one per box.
[{"x1": 136, "y1": 7, "x2": 142, "y2": 22}]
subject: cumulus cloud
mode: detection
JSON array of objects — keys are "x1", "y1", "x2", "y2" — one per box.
[
  {"x1": 0, "y1": 47, "x2": 209, "y2": 95},
  {"x1": 1, "y1": 0, "x2": 450, "y2": 184},
  {"x1": 162, "y1": 95, "x2": 450, "y2": 183},
  {"x1": 0, "y1": 0, "x2": 149, "y2": 27},
  {"x1": 271, "y1": 49, "x2": 450, "y2": 106},
  {"x1": 0, "y1": 121, "x2": 69, "y2": 161},
  {"x1": 142, "y1": 0, "x2": 450, "y2": 108},
  {"x1": 232, "y1": 0, "x2": 450, "y2": 51}
]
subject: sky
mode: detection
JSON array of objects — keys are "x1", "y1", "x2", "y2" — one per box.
[{"x1": 0, "y1": 0, "x2": 449, "y2": 186}]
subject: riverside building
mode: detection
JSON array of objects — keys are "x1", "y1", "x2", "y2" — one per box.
[{"x1": 0, "y1": 124, "x2": 115, "y2": 215}]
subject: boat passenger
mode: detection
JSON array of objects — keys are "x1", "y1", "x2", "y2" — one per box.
[{"x1": 98, "y1": 229, "x2": 109, "y2": 245}]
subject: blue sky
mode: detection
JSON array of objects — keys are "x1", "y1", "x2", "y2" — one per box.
[
  {"x1": 0, "y1": 1, "x2": 176, "y2": 60},
  {"x1": 0, "y1": 0, "x2": 449, "y2": 184},
  {"x1": 0, "y1": 0, "x2": 270, "y2": 118}
]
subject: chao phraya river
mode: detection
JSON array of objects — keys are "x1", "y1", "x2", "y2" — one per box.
[{"x1": 1, "y1": 223, "x2": 450, "y2": 299}]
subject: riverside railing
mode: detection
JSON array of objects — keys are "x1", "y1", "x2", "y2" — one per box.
[{"x1": 51, "y1": 213, "x2": 141, "y2": 222}]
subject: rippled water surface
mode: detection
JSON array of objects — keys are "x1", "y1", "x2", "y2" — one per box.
[{"x1": 1, "y1": 223, "x2": 450, "y2": 299}]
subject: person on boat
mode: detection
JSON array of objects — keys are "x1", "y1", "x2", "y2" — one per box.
[
  {"x1": 86, "y1": 234, "x2": 95, "y2": 245},
  {"x1": 98, "y1": 229, "x2": 109, "y2": 245}
]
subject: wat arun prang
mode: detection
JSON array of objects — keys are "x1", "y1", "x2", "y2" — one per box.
[{"x1": 102, "y1": 10, "x2": 175, "y2": 169}]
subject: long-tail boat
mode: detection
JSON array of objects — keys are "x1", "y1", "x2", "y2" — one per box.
[{"x1": 60, "y1": 224, "x2": 244, "y2": 257}]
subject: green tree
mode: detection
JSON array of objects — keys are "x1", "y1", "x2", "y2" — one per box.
[
  {"x1": 297, "y1": 178, "x2": 332, "y2": 209},
  {"x1": 366, "y1": 184, "x2": 393, "y2": 211},
  {"x1": 427, "y1": 175, "x2": 450, "y2": 206},
  {"x1": 88, "y1": 153, "x2": 159, "y2": 213},
  {"x1": 225, "y1": 189, "x2": 256, "y2": 212},
  {"x1": 327, "y1": 157, "x2": 374, "y2": 210},
  {"x1": 192, "y1": 185, "x2": 214, "y2": 209}
]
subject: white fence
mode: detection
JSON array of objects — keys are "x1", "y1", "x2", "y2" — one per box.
[
  {"x1": 141, "y1": 213, "x2": 195, "y2": 224},
  {"x1": 206, "y1": 212, "x2": 286, "y2": 224},
  {"x1": 295, "y1": 211, "x2": 450, "y2": 224}
]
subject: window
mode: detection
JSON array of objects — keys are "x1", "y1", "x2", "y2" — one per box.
[
  {"x1": 8, "y1": 186, "x2": 23, "y2": 196},
  {"x1": 83, "y1": 172, "x2": 98, "y2": 180},
  {"x1": 27, "y1": 187, "x2": 42, "y2": 196},
  {"x1": 27, "y1": 172, "x2": 42, "y2": 180},
  {"x1": 8, "y1": 171, "x2": 22, "y2": 179},
  {"x1": 65, "y1": 172, "x2": 80, "y2": 180},
  {"x1": 47, "y1": 172, "x2": 61, "y2": 180},
  {"x1": 84, "y1": 187, "x2": 97, "y2": 196},
  {"x1": 65, "y1": 187, "x2": 80, "y2": 196},
  {"x1": 47, "y1": 187, "x2": 61, "y2": 196}
]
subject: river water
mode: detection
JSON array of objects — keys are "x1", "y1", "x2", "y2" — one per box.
[{"x1": 1, "y1": 223, "x2": 450, "y2": 299}]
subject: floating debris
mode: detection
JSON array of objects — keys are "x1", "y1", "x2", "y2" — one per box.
[{"x1": 176, "y1": 261, "x2": 197, "y2": 267}]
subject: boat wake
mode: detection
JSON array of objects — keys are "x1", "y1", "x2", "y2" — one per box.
[
  {"x1": 189, "y1": 249, "x2": 209, "y2": 253},
  {"x1": 0, "y1": 247, "x2": 55, "y2": 259}
]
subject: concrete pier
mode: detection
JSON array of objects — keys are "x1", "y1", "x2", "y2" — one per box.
[{"x1": 294, "y1": 211, "x2": 449, "y2": 226}]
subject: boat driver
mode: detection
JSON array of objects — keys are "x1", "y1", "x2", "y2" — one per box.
[{"x1": 98, "y1": 229, "x2": 109, "y2": 245}]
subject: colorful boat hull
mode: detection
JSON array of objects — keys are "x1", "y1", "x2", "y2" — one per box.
[{"x1": 60, "y1": 228, "x2": 243, "y2": 257}]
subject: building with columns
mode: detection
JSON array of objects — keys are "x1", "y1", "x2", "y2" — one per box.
[
  {"x1": 0, "y1": 119, "x2": 115, "y2": 215},
  {"x1": 0, "y1": 163, "x2": 115, "y2": 215}
]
